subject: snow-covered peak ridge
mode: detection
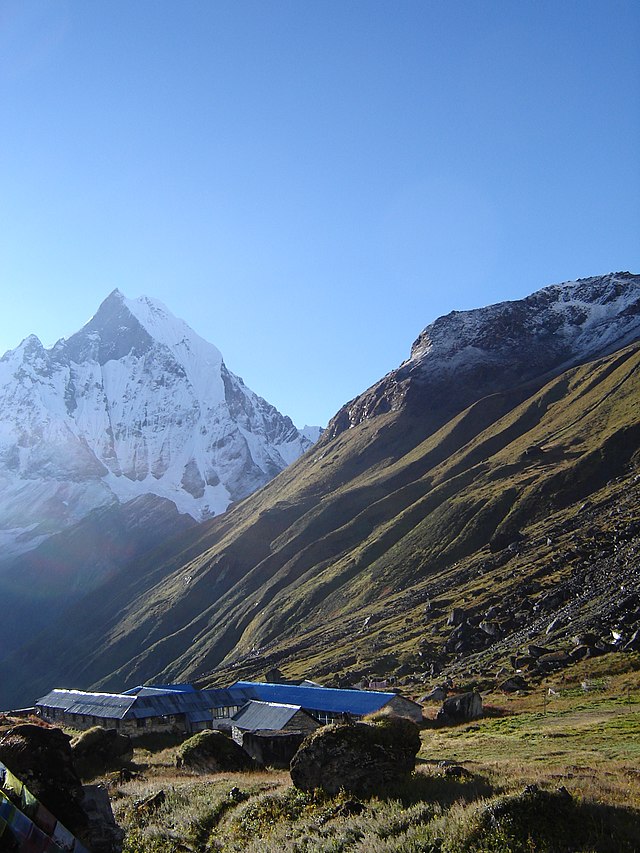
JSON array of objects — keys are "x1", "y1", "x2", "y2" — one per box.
[
  {"x1": 120, "y1": 292, "x2": 224, "y2": 366},
  {"x1": 409, "y1": 272, "x2": 640, "y2": 365},
  {"x1": 301, "y1": 425, "x2": 324, "y2": 443},
  {"x1": 325, "y1": 272, "x2": 639, "y2": 442},
  {"x1": 0, "y1": 290, "x2": 317, "y2": 558}
]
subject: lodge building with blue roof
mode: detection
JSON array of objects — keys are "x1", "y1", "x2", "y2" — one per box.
[{"x1": 35, "y1": 680, "x2": 423, "y2": 737}]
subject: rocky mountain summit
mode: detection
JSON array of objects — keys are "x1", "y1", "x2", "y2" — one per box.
[
  {"x1": 327, "y1": 272, "x2": 640, "y2": 437},
  {"x1": 0, "y1": 289, "x2": 316, "y2": 560}
]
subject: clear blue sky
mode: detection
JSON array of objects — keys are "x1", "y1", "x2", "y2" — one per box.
[{"x1": 1, "y1": 1, "x2": 638, "y2": 428}]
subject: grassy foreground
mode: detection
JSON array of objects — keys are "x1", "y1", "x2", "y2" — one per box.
[{"x1": 96, "y1": 656, "x2": 640, "y2": 852}]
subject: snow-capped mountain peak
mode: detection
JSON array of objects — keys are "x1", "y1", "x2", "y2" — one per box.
[
  {"x1": 0, "y1": 291, "x2": 317, "y2": 559},
  {"x1": 408, "y1": 272, "x2": 640, "y2": 368}
]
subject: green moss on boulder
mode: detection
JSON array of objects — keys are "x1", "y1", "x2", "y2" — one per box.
[
  {"x1": 290, "y1": 714, "x2": 421, "y2": 797},
  {"x1": 176, "y1": 730, "x2": 255, "y2": 774},
  {"x1": 71, "y1": 726, "x2": 133, "y2": 778}
]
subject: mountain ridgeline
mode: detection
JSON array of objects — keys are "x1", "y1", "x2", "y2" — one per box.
[{"x1": 2, "y1": 272, "x2": 639, "y2": 708}]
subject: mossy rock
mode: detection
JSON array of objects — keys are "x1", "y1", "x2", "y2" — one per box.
[
  {"x1": 176, "y1": 730, "x2": 255, "y2": 773},
  {"x1": 467, "y1": 785, "x2": 640, "y2": 852},
  {"x1": 71, "y1": 726, "x2": 133, "y2": 777},
  {"x1": 290, "y1": 714, "x2": 421, "y2": 797}
]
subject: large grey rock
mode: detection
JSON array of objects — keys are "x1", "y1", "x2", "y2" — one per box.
[
  {"x1": 437, "y1": 691, "x2": 483, "y2": 725},
  {"x1": 82, "y1": 785, "x2": 125, "y2": 853},
  {"x1": 499, "y1": 675, "x2": 529, "y2": 693},
  {"x1": 290, "y1": 715, "x2": 421, "y2": 797},
  {"x1": 0, "y1": 724, "x2": 89, "y2": 841}
]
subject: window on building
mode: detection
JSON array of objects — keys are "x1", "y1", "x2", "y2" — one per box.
[
  {"x1": 213, "y1": 707, "x2": 231, "y2": 719},
  {"x1": 136, "y1": 718, "x2": 147, "y2": 728}
]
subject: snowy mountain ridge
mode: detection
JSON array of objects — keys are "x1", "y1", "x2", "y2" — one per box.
[
  {"x1": 328, "y1": 272, "x2": 640, "y2": 438},
  {"x1": 0, "y1": 290, "x2": 317, "y2": 559},
  {"x1": 408, "y1": 273, "x2": 640, "y2": 367}
]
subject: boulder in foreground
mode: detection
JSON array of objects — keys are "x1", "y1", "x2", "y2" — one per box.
[
  {"x1": 0, "y1": 723, "x2": 89, "y2": 842},
  {"x1": 71, "y1": 726, "x2": 133, "y2": 777},
  {"x1": 290, "y1": 713, "x2": 421, "y2": 797}
]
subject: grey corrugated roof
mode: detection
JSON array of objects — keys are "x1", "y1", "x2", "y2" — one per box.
[
  {"x1": 36, "y1": 690, "x2": 136, "y2": 720},
  {"x1": 36, "y1": 686, "x2": 253, "y2": 724},
  {"x1": 231, "y1": 700, "x2": 311, "y2": 732}
]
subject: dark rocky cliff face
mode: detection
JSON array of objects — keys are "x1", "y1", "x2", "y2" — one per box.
[{"x1": 55, "y1": 289, "x2": 156, "y2": 365}]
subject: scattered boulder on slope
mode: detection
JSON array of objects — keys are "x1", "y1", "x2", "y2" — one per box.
[
  {"x1": 290, "y1": 713, "x2": 421, "y2": 797},
  {"x1": 420, "y1": 685, "x2": 448, "y2": 702},
  {"x1": 436, "y1": 691, "x2": 483, "y2": 725},
  {"x1": 176, "y1": 730, "x2": 255, "y2": 773},
  {"x1": 499, "y1": 675, "x2": 530, "y2": 693},
  {"x1": 71, "y1": 726, "x2": 133, "y2": 778}
]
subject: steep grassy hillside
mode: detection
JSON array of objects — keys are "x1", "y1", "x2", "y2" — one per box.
[{"x1": 4, "y1": 333, "x2": 639, "y2": 707}]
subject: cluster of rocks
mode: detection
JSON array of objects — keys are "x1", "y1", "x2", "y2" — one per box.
[
  {"x1": 444, "y1": 606, "x2": 511, "y2": 655},
  {"x1": 432, "y1": 481, "x2": 640, "y2": 689}
]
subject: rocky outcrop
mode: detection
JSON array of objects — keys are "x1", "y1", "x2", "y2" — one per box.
[
  {"x1": 81, "y1": 785, "x2": 125, "y2": 853},
  {"x1": 327, "y1": 273, "x2": 640, "y2": 439},
  {"x1": 176, "y1": 730, "x2": 255, "y2": 773},
  {"x1": 290, "y1": 714, "x2": 421, "y2": 797}
]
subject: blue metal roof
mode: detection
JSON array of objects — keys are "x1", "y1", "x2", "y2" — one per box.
[
  {"x1": 204, "y1": 686, "x2": 256, "y2": 707},
  {"x1": 36, "y1": 689, "x2": 136, "y2": 720},
  {"x1": 229, "y1": 682, "x2": 397, "y2": 716},
  {"x1": 37, "y1": 682, "x2": 407, "y2": 725}
]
